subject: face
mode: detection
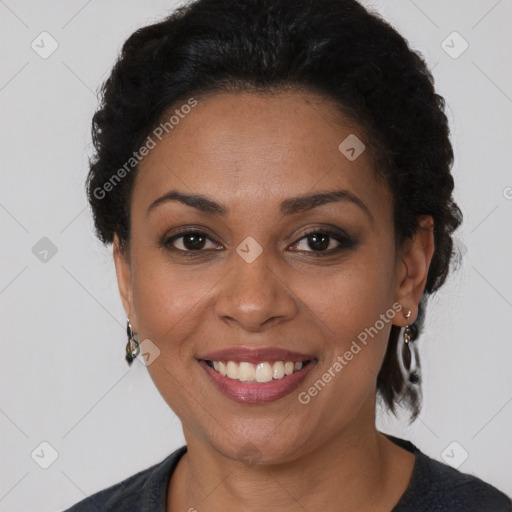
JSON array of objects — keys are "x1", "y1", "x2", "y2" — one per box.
[{"x1": 114, "y1": 91, "x2": 433, "y2": 464}]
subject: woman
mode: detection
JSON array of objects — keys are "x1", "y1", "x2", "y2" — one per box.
[{"x1": 66, "y1": 0, "x2": 511, "y2": 510}]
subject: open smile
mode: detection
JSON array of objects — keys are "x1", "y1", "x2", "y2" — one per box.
[{"x1": 196, "y1": 347, "x2": 318, "y2": 403}]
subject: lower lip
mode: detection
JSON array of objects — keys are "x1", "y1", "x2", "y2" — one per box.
[{"x1": 198, "y1": 360, "x2": 316, "y2": 404}]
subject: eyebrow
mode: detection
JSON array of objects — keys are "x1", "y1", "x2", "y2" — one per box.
[{"x1": 146, "y1": 188, "x2": 373, "y2": 223}]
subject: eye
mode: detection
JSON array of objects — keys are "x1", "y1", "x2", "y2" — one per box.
[
  {"x1": 289, "y1": 229, "x2": 354, "y2": 254},
  {"x1": 164, "y1": 230, "x2": 222, "y2": 252},
  {"x1": 162, "y1": 227, "x2": 355, "y2": 256}
]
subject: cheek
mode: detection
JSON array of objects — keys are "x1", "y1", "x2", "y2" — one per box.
[
  {"x1": 294, "y1": 250, "x2": 395, "y2": 339},
  {"x1": 128, "y1": 254, "x2": 212, "y2": 416},
  {"x1": 129, "y1": 251, "x2": 214, "y2": 351},
  {"x1": 290, "y1": 245, "x2": 396, "y2": 397}
]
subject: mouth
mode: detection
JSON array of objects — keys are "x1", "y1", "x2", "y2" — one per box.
[
  {"x1": 201, "y1": 358, "x2": 315, "y2": 382},
  {"x1": 197, "y1": 357, "x2": 317, "y2": 404}
]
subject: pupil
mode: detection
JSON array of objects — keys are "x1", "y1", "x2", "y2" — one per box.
[
  {"x1": 308, "y1": 233, "x2": 329, "y2": 251},
  {"x1": 184, "y1": 234, "x2": 205, "y2": 250}
]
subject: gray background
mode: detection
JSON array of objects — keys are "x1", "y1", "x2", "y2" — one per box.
[{"x1": 1, "y1": 0, "x2": 511, "y2": 510}]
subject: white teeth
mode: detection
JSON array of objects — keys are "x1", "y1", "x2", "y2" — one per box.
[
  {"x1": 208, "y1": 360, "x2": 308, "y2": 382},
  {"x1": 226, "y1": 361, "x2": 238, "y2": 379},
  {"x1": 238, "y1": 362, "x2": 255, "y2": 382},
  {"x1": 255, "y1": 362, "x2": 273, "y2": 383},
  {"x1": 272, "y1": 361, "x2": 285, "y2": 379}
]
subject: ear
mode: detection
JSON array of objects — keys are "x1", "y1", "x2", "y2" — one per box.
[
  {"x1": 393, "y1": 215, "x2": 435, "y2": 326},
  {"x1": 113, "y1": 234, "x2": 137, "y2": 328}
]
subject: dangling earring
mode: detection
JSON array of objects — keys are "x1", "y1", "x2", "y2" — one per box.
[
  {"x1": 125, "y1": 319, "x2": 140, "y2": 365},
  {"x1": 396, "y1": 309, "x2": 420, "y2": 389}
]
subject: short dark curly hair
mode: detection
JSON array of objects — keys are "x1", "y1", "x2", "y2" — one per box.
[{"x1": 86, "y1": 0, "x2": 462, "y2": 419}]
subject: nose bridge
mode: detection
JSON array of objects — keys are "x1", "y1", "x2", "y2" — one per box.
[{"x1": 215, "y1": 242, "x2": 296, "y2": 330}]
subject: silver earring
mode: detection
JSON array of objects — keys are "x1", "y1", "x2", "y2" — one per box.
[
  {"x1": 396, "y1": 309, "x2": 420, "y2": 389},
  {"x1": 125, "y1": 319, "x2": 140, "y2": 365}
]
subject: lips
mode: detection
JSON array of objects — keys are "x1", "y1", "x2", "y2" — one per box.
[
  {"x1": 197, "y1": 346, "x2": 317, "y2": 403},
  {"x1": 197, "y1": 347, "x2": 316, "y2": 364}
]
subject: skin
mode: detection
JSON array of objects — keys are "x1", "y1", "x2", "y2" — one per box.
[{"x1": 113, "y1": 91, "x2": 435, "y2": 511}]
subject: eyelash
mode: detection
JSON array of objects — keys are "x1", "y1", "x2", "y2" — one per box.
[{"x1": 161, "y1": 228, "x2": 355, "y2": 257}]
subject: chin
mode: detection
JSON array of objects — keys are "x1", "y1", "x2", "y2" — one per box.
[{"x1": 213, "y1": 430, "x2": 311, "y2": 467}]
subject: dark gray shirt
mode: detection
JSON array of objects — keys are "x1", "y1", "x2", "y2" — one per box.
[{"x1": 64, "y1": 436, "x2": 512, "y2": 511}]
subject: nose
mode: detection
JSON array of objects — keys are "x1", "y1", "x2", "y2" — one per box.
[{"x1": 214, "y1": 248, "x2": 297, "y2": 332}]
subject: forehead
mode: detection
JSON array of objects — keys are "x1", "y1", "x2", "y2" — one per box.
[{"x1": 133, "y1": 91, "x2": 390, "y2": 218}]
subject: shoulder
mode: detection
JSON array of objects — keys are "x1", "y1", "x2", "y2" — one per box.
[
  {"x1": 413, "y1": 454, "x2": 512, "y2": 511},
  {"x1": 63, "y1": 445, "x2": 187, "y2": 512},
  {"x1": 390, "y1": 436, "x2": 512, "y2": 512}
]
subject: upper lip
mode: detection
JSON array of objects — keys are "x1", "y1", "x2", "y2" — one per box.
[{"x1": 197, "y1": 347, "x2": 316, "y2": 364}]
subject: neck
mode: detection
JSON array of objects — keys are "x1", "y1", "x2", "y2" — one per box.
[{"x1": 168, "y1": 407, "x2": 414, "y2": 512}]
